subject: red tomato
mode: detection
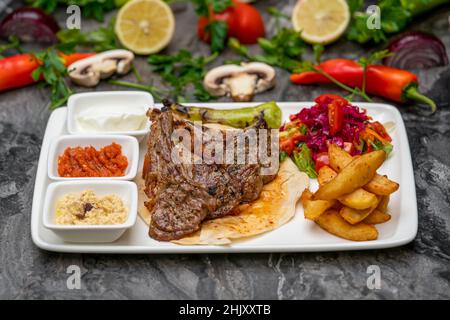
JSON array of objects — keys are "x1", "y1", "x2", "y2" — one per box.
[
  {"x1": 314, "y1": 94, "x2": 348, "y2": 106},
  {"x1": 328, "y1": 99, "x2": 345, "y2": 135},
  {"x1": 231, "y1": 2, "x2": 265, "y2": 44},
  {"x1": 197, "y1": 1, "x2": 264, "y2": 44},
  {"x1": 197, "y1": 7, "x2": 236, "y2": 43},
  {"x1": 315, "y1": 152, "x2": 330, "y2": 172},
  {"x1": 280, "y1": 139, "x2": 295, "y2": 155}
]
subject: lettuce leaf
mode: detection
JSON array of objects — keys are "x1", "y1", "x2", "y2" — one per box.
[{"x1": 292, "y1": 144, "x2": 318, "y2": 178}]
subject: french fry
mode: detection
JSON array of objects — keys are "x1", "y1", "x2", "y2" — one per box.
[
  {"x1": 302, "y1": 145, "x2": 398, "y2": 241},
  {"x1": 376, "y1": 195, "x2": 390, "y2": 212},
  {"x1": 328, "y1": 144, "x2": 353, "y2": 172},
  {"x1": 314, "y1": 150, "x2": 386, "y2": 200},
  {"x1": 338, "y1": 189, "x2": 379, "y2": 210},
  {"x1": 339, "y1": 202, "x2": 377, "y2": 225},
  {"x1": 364, "y1": 175, "x2": 399, "y2": 196},
  {"x1": 319, "y1": 165, "x2": 379, "y2": 210},
  {"x1": 318, "y1": 166, "x2": 337, "y2": 186},
  {"x1": 328, "y1": 144, "x2": 399, "y2": 195},
  {"x1": 363, "y1": 209, "x2": 391, "y2": 224},
  {"x1": 300, "y1": 189, "x2": 313, "y2": 203},
  {"x1": 301, "y1": 189, "x2": 335, "y2": 221},
  {"x1": 315, "y1": 210, "x2": 378, "y2": 241}
]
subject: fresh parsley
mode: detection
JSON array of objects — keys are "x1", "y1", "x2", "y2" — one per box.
[
  {"x1": 57, "y1": 19, "x2": 120, "y2": 52},
  {"x1": 227, "y1": 6, "x2": 306, "y2": 71},
  {"x1": 27, "y1": 0, "x2": 117, "y2": 22},
  {"x1": 346, "y1": 0, "x2": 446, "y2": 44},
  {"x1": 147, "y1": 49, "x2": 218, "y2": 102},
  {"x1": 228, "y1": 27, "x2": 306, "y2": 72},
  {"x1": 32, "y1": 49, "x2": 72, "y2": 109},
  {"x1": 191, "y1": 0, "x2": 233, "y2": 52}
]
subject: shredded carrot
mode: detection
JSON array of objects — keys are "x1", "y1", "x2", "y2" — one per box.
[{"x1": 365, "y1": 128, "x2": 387, "y2": 144}]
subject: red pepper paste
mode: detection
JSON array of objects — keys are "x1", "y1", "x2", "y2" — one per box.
[{"x1": 58, "y1": 142, "x2": 128, "y2": 177}]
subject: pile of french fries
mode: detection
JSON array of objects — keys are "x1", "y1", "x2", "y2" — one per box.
[{"x1": 301, "y1": 144, "x2": 399, "y2": 241}]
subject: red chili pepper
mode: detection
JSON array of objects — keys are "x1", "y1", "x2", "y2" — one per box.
[
  {"x1": 0, "y1": 52, "x2": 95, "y2": 92},
  {"x1": 59, "y1": 52, "x2": 95, "y2": 66},
  {"x1": 291, "y1": 58, "x2": 437, "y2": 113}
]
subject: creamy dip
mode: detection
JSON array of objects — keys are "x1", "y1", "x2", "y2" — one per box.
[{"x1": 76, "y1": 107, "x2": 147, "y2": 132}]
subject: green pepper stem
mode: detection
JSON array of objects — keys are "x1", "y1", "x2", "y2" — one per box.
[
  {"x1": 404, "y1": 86, "x2": 437, "y2": 113},
  {"x1": 312, "y1": 66, "x2": 373, "y2": 102}
]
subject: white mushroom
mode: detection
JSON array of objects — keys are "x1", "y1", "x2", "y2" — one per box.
[
  {"x1": 67, "y1": 49, "x2": 135, "y2": 87},
  {"x1": 203, "y1": 62, "x2": 276, "y2": 102}
]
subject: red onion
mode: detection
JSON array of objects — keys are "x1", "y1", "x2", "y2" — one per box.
[
  {"x1": 383, "y1": 31, "x2": 448, "y2": 69},
  {"x1": 0, "y1": 7, "x2": 60, "y2": 43}
]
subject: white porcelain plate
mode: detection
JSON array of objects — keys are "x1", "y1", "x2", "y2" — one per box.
[{"x1": 31, "y1": 102, "x2": 417, "y2": 253}]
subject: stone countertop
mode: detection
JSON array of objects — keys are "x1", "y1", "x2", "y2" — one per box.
[{"x1": 0, "y1": 0, "x2": 449, "y2": 299}]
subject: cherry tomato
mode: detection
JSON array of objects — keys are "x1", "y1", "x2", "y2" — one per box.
[
  {"x1": 197, "y1": 7, "x2": 236, "y2": 43},
  {"x1": 314, "y1": 94, "x2": 348, "y2": 106},
  {"x1": 328, "y1": 99, "x2": 345, "y2": 135},
  {"x1": 197, "y1": 1, "x2": 264, "y2": 45},
  {"x1": 231, "y1": 2, "x2": 265, "y2": 44},
  {"x1": 315, "y1": 152, "x2": 330, "y2": 172}
]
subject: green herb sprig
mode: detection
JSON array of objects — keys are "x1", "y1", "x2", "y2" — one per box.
[
  {"x1": 32, "y1": 49, "x2": 72, "y2": 109},
  {"x1": 191, "y1": 0, "x2": 233, "y2": 52},
  {"x1": 228, "y1": 27, "x2": 306, "y2": 72},
  {"x1": 227, "y1": 6, "x2": 306, "y2": 72},
  {"x1": 146, "y1": 49, "x2": 218, "y2": 102},
  {"x1": 57, "y1": 19, "x2": 120, "y2": 52},
  {"x1": 27, "y1": 0, "x2": 117, "y2": 22},
  {"x1": 346, "y1": 0, "x2": 448, "y2": 44}
]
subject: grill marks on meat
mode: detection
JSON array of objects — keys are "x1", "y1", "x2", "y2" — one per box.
[{"x1": 143, "y1": 109, "x2": 276, "y2": 241}]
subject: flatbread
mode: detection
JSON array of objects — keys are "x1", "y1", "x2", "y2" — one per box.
[{"x1": 137, "y1": 158, "x2": 309, "y2": 245}]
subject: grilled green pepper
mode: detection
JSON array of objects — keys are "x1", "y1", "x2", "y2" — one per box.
[{"x1": 163, "y1": 100, "x2": 282, "y2": 129}]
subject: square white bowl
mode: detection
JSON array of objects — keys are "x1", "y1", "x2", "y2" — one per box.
[
  {"x1": 43, "y1": 180, "x2": 138, "y2": 243},
  {"x1": 67, "y1": 91, "x2": 153, "y2": 141},
  {"x1": 48, "y1": 134, "x2": 139, "y2": 181}
]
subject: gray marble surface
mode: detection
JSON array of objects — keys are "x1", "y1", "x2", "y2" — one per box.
[{"x1": 0, "y1": 0, "x2": 449, "y2": 300}]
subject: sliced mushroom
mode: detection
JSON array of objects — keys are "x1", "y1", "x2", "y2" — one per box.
[
  {"x1": 203, "y1": 62, "x2": 276, "y2": 102},
  {"x1": 67, "y1": 49, "x2": 134, "y2": 87}
]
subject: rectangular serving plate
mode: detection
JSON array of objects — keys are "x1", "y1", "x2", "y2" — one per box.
[{"x1": 31, "y1": 102, "x2": 417, "y2": 253}]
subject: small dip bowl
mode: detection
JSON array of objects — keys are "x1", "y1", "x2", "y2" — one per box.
[
  {"x1": 67, "y1": 91, "x2": 153, "y2": 142},
  {"x1": 48, "y1": 134, "x2": 139, "y2": 181},
  {"x1": 43, "y1": 180, "x2": 137, "y2": 243}
]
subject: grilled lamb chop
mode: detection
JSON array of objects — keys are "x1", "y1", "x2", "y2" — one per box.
[{"x1": 143, "y1": 107, "x2": 277, "y2": 241}]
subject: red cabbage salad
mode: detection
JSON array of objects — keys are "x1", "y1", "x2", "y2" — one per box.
[{"x1": 279, "y1": 94, "x2": 393, "y2": 178}]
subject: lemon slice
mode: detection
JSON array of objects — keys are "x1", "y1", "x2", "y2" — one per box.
[
  {"x1": 292, "y1": 0, "x2": 350, "y2": 45},
  {"x1": 115, "y1": 0, "x2": 175, "y2": 55}
]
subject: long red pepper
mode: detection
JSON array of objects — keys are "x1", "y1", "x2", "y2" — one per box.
[
  {"x1": 290, "y1": 58, "x2": 437, "y2": 112},
  {"x1": 0, "y1": 52, "x2": 94, "y2": 92}
]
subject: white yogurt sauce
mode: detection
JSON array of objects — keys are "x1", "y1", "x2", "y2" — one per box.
[{"x1": 76, "y1": 107, "x2": 147, "y2": 132}]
